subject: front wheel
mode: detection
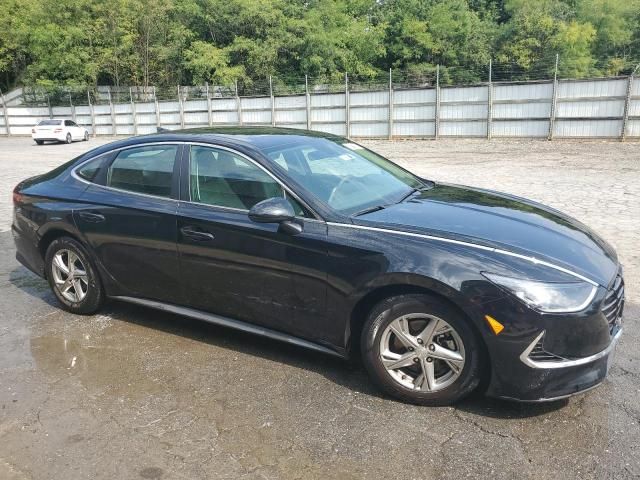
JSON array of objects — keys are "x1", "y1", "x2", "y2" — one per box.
[
  {"x1": 360, "y1": 294, "x2": 484, "y2": 406},
  {"x1": 35, "y1": 140, "x2": 44, "y2": 145},
  {"x1": 45, "y1": 237, "x2": 105, "y2": 314}
]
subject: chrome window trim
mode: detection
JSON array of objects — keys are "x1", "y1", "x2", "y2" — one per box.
[
  {"x1": 71, "y1": 141, "x2": 323, "y2": 221},
  {"x1": 326, "y1": 222, "x2": 599, "y2": 286},
  {"x1": 520, "y1": 328, "x2": 621, "y2": 369}
]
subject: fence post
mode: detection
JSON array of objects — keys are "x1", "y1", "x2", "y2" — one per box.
[
  {"x1": 388, "y1": 68, "x2": 394, "y2": 140},
  {"x1": 108, "y1": 89, "x2": 116, "y2": 136},
  {"x1": 87, "y1": 90, "x2": 96, "y2": 137},
  {"x1": 235, "y1": 80, "x2": 243, "y2": 126},
  {"x1": 621, "y1": 64, "x2": 638, "y2": 141},
  {"x1": 178, "y1": 86, "x2": 185, "y2": 129},
  {"x1": 435, "y1": 65, "x2": 440, "y2": 139},
  {"x1": 548, "y1": 54, "x2": 559, "y2": 141},
  {"x1": 270, "y1": 76, "x2": 276, "y2": 127},
  {"x1": 0, "y1": 88, "x2": 10, "y2": 136},
  {"x1": 130, "y1": 87, "x2": 138, "y2": 135},
  {"x1": 345, "y1": 73, "x2": 350, "y2": 138},
  {"x1": 487, "y1": 59, "x2": 492, "y2": 139},
  {"x1": 206, "y1": 83, "x2": 213, "y2": 127},
  {"x1": 69, "y1": 92, "x2": 77, "y2": 122},
  {"x1": 154, "y1": 86, "x2": 161, "y2": 129},
  {"x1": 305, "y1": 75, "x2": 312, "y2": 130}
]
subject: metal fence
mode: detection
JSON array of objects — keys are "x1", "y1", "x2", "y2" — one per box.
[{"x1": 1, "y1": 71, "x2": 639, "y2": 140}]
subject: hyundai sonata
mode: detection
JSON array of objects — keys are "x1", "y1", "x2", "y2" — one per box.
[{"x1": 12, "y1": 127, "x2": 624, "y2": 405}]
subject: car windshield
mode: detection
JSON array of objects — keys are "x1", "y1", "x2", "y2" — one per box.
[
  {"x1": 257, "y1": 137, "x2": 428, "y2": 215},
  {"x1": 38, "y1": 120, "x2": 62, "y2": 126}
]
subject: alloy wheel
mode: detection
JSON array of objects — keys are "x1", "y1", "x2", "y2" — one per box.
[
  {"x1": 51, "y1": 249, "x2": 89, "y2": 303},
  {"x1": 379, "y1": 314, "x2": 465, "y2": 392}
]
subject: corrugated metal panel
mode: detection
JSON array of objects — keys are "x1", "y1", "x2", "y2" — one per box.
[
  {"x1": 275, "y1": 95, "x2": 306, "y2": 109},
  {"x1": 558, "y1": 79, "x2": 627, "y2": 98},
  {"x1": 310, "y1": 93, "x2": 344, "y2": 107},
  {"x1": 95, "y1": 116, "x2": 112, "y2": 125},
  {"x1": 492, "y1": 102, "x2": 550, "y2": 119},
  {"x1": 492, "y1": 120, "x2": 549, "y2": 137},
  {"x1": 554, "y1": 119, "x2": 622, "y2": 137},
  {"x1": 312, "y1": 123, "x2": 347, "y2": 136},
  {"x1": 8, "y1": 107, "x2": 49, "y2": 116},
  {"x1": 184, "y1": 112, "x2": 209, "y2": 124},
  {"x1": 137, "y1": 125, "x2": 157, "y2": 135},
  {"x1": 210, "y1": 111, "x2": 238, "y2": 124},
  {"x1": 394, "y1": 105, "x2": 435, "y2": 121},
  {"x1": 350, "y1": 106, "x2": 388, "y2": 122},
  {"x1": 136, "y1": 113, "x2": 156, "y2": 125},
  {"x1": 135, "y1": 102, "x2": 156, "y2": 113},
  {"x1": 439, "y1": 121, "x2": 487, "y2": 137},
  {"x1": 393, "y1": 121, "x2": 435, "y2": 137},
  {"x1": 75, "y1": 106, "x2": 91, "y2": 115},
  {"x1": 51, "y1": 107, "x2": 73, "y2": 116},
  {"x1": 494, "y1": 82, "x2": 553, "y2": 101},
  {"x1": 393, "y1": 89, "x2": 436, "y2": 104},
  {"x1": 626, "y1": 119, "x2": 640, "y2": 137},
  {"x1": 311, "y1": 108, "x2": 345, "y2": 123},
  {"x1": 350, "y1": 91, "x2": 389, "y2": 106},
  {"x1": 350, "y1": 122, "x2": 389, "y2": 137},
  {"x1": 211, "y1": 98, "x2": 237, "y2": 111},
  {"x1": 628, "y1": 99, "x2": 640, "y2": 117},
  {"x1": 441, "y1": 104, "x2": 487, "y2": 120},
  {"x1": 241, "y1": 110, "x2": 271, "y2": 124},
  {"x1": 556, "y1": 99, "x2": 625, "y2": 118},
  {"x1": 113, "y1": 103, "x2": 132, "y2": 114},
  {"x1": 274, "y1": 109, "x2": 306, "y2": 124},
  {"x1": 7, "y1": 115, "x2": 43, "y2": 126},
  {"x1": 94, "y1": 105, "x2": 111, "y2": 115},
  {"x1": 241, "y1": 97, "x2": 271, "y2": 110},
  {"x1": 441, "y1": 86, "x2": 488, "y2": 102},
  {"x1": 115, "y1": 114, "x2": 134, "y2": 124},
  {"x1": 75, "y1": 115, "x2": 91, "y2": 125},
  {"x1": 115, "y1": 125, "x2": 135, "y2": 135},
  {"x1": 159, "y1": 101, "x2": 180, "y2": 113},
  {"x1": 160, "y1": 112, "x2": 182, "y2": 124}
]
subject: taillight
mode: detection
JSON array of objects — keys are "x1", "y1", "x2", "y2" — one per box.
[
  {"x1": 13, "y1": 184, "x2": 24, "y2": 205},
  {"x1": 32, "y1": 128, "x2": 36, "y2": 133}
]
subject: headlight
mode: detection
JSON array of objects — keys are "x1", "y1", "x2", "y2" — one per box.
[{"x1": 482, "y1": 272, "x2": 597, "y2": 313}]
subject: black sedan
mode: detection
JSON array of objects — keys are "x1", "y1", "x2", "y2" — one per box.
[{"x1": 12, "y1": 127, "x2": 624, "y2": 405}]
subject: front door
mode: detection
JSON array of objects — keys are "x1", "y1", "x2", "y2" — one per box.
[
  {"x1": 75, "y1": 143, "x2": 183, "y2": 303},
  {"x1": 176, "y1": 144, "x2": 329, "y2": 342}
]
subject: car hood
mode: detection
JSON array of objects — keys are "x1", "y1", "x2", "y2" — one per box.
[{"x1": 355, "y1": 183, "x2": 618, "y2": 287}]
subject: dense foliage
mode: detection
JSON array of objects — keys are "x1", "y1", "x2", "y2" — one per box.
[{"x1": 1, "y1": 0, "x2": 639, "y2": 92}]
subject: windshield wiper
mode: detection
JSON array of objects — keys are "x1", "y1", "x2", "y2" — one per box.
[{"x1": 351, "y1": 204, "x2": 388, "y2": 217}]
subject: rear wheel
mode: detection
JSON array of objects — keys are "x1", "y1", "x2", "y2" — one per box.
[
  {"x1": 65, "y1": 133, "x2": 72, "y2": 144},
  {"x1": 45, "y1": 237, "x2": 104, "y2": 314},
  {"x1": 35, "y1": 140, "x2": 44, "y2": 145},
  {"x1": 360, "y1": 294, "x2": 483, "y2": 406}
]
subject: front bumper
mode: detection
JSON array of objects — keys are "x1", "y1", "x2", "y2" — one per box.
[{"x1": 493, "y1": 328, "x2": 621, "y2": 402}]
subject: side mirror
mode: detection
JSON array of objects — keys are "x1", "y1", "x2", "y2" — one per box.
[{"x1": 249, "y1": 197, "x2": 303, "y2": 235}]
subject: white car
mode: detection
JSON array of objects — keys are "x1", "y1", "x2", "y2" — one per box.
[{"x1": 32, "y1": 119, "x2": 89, "y2": 145}]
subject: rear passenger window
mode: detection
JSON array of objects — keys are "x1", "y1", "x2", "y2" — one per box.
[{"x1": 107, "y1": 145, "x2": 178, "y2": 198}]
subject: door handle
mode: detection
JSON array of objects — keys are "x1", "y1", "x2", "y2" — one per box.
[
  {"x1": 78, "y1": 211, "x2": 106, "y2": 223},
  {"x1": 180, "y1": 226, "x2": 215, "y2": 242}
]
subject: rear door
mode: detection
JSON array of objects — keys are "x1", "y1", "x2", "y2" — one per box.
[
  {"x1": 176, "y1": 144, "x2": 329, "y2": 342},
  {"x1": 74, "y1": 143, "x2": 183, "y2": 303}
]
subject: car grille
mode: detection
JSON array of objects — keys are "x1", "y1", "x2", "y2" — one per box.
[{"x1": 602, "y1": 273, "x2": 624, "y2": 334}]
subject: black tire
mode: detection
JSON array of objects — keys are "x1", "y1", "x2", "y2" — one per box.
[
  {"x1": 83, "y1": 131, "x2": 89, "y2": 141},
  {"x1": 35, "y1": 140, "x2": 44, "y2": 145},
  {"x1": 65, "y1": 133, "x2": 72, "y2": 144},
  {"x1": 45, "y1": 237, "x2": 105, "y2": 315},
  {"x1": 360, "y1": 294, "x2": 483, "y2": 406}
]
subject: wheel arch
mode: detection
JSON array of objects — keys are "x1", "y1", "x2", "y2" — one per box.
[{"x1": 346, "y1": 278, "x2": 490, "y2": 375}]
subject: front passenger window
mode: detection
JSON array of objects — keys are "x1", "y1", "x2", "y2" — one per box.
[
  {"x1": 107, "y1": 145, "x2": 178, "y2": 198},
  {"x1": 190, "y1": 146, "x2": 284, "y2": 210}
]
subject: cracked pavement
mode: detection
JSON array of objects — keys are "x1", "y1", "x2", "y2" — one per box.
[{"x1": 0, "y1": 137, "x2": 638, "y2": 479}]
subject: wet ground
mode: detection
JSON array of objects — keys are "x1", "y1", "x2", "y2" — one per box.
[{"x1": 0, "y1": 137, "x2": 639, "y2": 479}]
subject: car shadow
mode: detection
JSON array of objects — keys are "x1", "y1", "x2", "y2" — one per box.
[{"x1": 9, "y1": 264, "x2": 568, "y2": 418}]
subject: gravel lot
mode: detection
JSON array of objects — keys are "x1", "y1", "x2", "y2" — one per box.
[{"x1": 0, "y1": 136, "x2": 638, "y2": 479}]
